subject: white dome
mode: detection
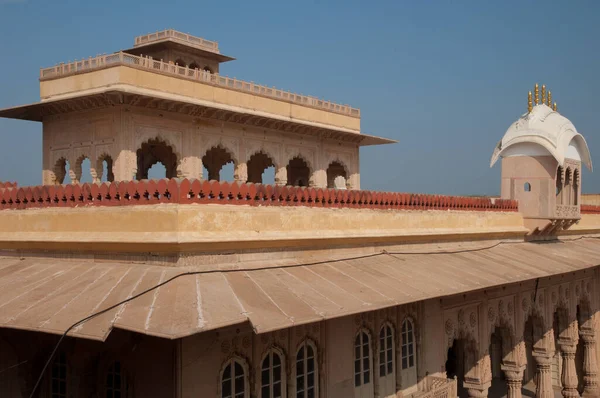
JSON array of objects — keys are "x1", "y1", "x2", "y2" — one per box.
[{"x1": 490, "y1": 104, "x2": 592, "y2": 171}]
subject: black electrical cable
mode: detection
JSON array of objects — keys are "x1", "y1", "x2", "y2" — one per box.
[{"x1": 26, "y1": 235, "x2": 598, "y2": 397}]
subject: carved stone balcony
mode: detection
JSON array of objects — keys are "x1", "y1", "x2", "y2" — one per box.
[{"x1": 412, "y1": 376, "x2": 458, "y2": 398}]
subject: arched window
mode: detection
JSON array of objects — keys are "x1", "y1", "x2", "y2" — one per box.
[
  {"x1": 286, "y1": 156, "x2": 311, "y2": 187},
  {"x1": 574, "y1": 169, "x2": 580, "y2": 206},
  {"x1": 106, "y1": 361, "x2": 128, "y2": 398},
  {"x1": 203, "y1": 66, "x2": 213, "y2": 73},
  {"x1": 354, "y1": 330, "x2": 372, "y2": 390},
  {"x1": 221, "y1": 357, "x2": 248, "y2": 398},
  {"x1": 565, "y1": 168, "x2": 572, "y2": 205},
  {"x1": 189, "y1": 62, "x2": 199, "y2": 70},
  {"x1": 379, "y1": 324, "x2": 395, "y2": 397},
  {"x1": 400, "y1": 318, "x2": 417, "y2": 394},
  {"x1": 247, "y1": 151, "x2": 275, "y2": 184},
  {"x1": 97, "y1": 154, "x2": 114, "y2": 183},
  {"x1": 326, "y1": 161, "x2": 348, "y2": 189},
  {"x1": 136, "y1": 138, "x2": 178, "y2": 180},
  {"x1": 202, "y1": 145, "x2": 235, "y2": 182},
  {"x1": 556, "y1": 166, "x2": 563, "y2": 204},
  {"x1": 51, "y1": 351, "x2": 68, "y2": 397},
  {"x1": 175, "y1": 59, "x2": 186, "y2": 67},
  {"x1": 296, "y1": 340, "x2": 318, "y2": 398},
  {"x1": 401, "y1": 319, "x2": 415, "y2": 370},
  {"x1": 261, "y1": 348, "x2": 285, "y2": 398},
  {"x1": 524, "y1": 182, "x2": 531, "y2": 192},
  {"x1": 76, "y1": 156, "x2": 92, "y2": 184}
]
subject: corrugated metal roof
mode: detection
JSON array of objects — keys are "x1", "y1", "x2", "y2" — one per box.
[{"x1": 0, "y1": 237, "x2": 598, "y2": 341}]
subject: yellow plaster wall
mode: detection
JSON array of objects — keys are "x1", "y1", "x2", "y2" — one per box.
[
  {"x1": 39, "y1": 66, "x2": 361, "y2": 132},
  {"x1": 0, "y1": 204, "x2": 526, "y2": 253}
]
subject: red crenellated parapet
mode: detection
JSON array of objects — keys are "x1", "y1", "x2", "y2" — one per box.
[
  {"x1": 0, "y1": 181, "x2": 17, "y2": 190},
  {"x1": 0, "y1": 179, "x2": 519, "y2": 212},
  {"x1": 581, "y1": 205, "x2": 600, "y2": 214}
]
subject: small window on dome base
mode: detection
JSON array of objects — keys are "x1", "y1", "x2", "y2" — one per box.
[{"x1": 524, "y1": 183, "x2": 532, "y2": 192}]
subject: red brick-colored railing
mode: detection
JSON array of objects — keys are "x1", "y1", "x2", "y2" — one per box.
[
  {"x1": 581, "y1": 205, "x2": 600, "y2": 214},
  {"x1": 0, "y1": 181, "x2": 17, "y2": 189},
  {"x1": 0, "y1": 179, "x2": 519, "y2": 212}
]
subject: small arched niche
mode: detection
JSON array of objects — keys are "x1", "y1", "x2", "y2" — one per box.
[
  {"x1": 136, "y1": 138, "x2": 178, "y2": 180},
  {"x1": 247, "y1": 151, "x2": 275, "y2": 184},
  {"x1": 202, "y1": 145, "x2": 235, "y2": 182},
  {"x1": 286, "y1": 156, "x2": 311, "y2": 187},
  {"x1": 326, "y1": 161, "x2": 348, "y2": 189}
]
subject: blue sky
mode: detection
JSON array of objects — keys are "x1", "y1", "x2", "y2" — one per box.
[{"x1": 0, "y1": 0, "x2": 598, "y2": 195}]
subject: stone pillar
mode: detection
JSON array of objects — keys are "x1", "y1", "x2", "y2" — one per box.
[
  {"x1": 533, "y1": 354, "x2": 554, "y2": 398},
  {"x1": 179, "y1": 156, "x2": 202, "y2": 180},
  {"x1": 502, "y1": 365, "x2": 525, "y2": 398},
  {"x1": 274, "y1": 166, "x2": 287, "y2": 186},
  {"x1": 580, "y1": 331, "x2": 599, "y2": 398},
  {"x1": 234, "y1": 163, "x2": 247, "y2": 183},
  {"x1": 114, "y1": 150, "x2": 137, "y2": 182},
  {"x1": 559, "y1": 343, "x2": 580, "y2": 398}
]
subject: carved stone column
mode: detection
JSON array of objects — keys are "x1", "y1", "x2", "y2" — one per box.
[
  {"x1": 274, "y1": 166, "x2": 287, "y2": 186},
  {"x1": 502, "y1": 365, "x2": 525, "y2": 398},
  {"x1": 233, "y1": 163, "x2": 247, "y2": 183},
  {"x1": 533, "y1": 354, "x2": 554, "y2": 398},
  {"x1": 580, "y1": 331, "x2": 599, "y2": 398},
  {"x1": 559, "y1": 343, "x2": 580, "y2": 398}
]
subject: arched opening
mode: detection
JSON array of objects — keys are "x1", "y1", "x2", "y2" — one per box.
[
  {"x1": 565, "y1": 168, "x2": 572, "y2": 205},
  {"x1": 524, "y1": 182, "x2": 532, "y2": 192},
  {"x1": 175, "y1": 59, "x2": 186, "y2": 67},
  {"x1": 326, "y1": 161, "x2": 348, "y2": 189},
  {"x1": 136, "y1": 138, "x2": 178, "y2": 180},
  {"x1": 556, "y1": 166, "x2": 564, "y2": 204},
  {"x1": 202, "y1": 145, "x2": 235, "y2": 182},
  {"x1": 220, "y1": 357, "x2": 248, "y2": 398},
  {"x1": 247, "y1": 152, "x2": 275, "y2": 184},
  {"x1": 401, "y1": 318, "x2": 417, "y2": 394},
  {"x1": 295, "y1": 340, "x2": 318, "y2": 398},
  {"x1": 54, "y1": 158, "x2": 70, "y2": 185},
  {"x1": 189, "y1": 62, "x2": 199, "y2": 70},
  {"x1": 51, "y1": 351, "x2": 68, "y2": 397},
  {"x1": 354, "y1": 329, "x2": 372, "y2": 396},
  {"x1": 77, "y1": 157, "x2": 92, "y2": 184},
  {"x1": 378, "y1": 323, "x2": 396, "y2": 397},
  {"x1": 97, "y1": 155, "x2": 114, "y2": 183},
  {"x1": 488, "y1": 326, "x2": 513, "y2": 396},
  {"x1": 147, "y1": 162, "x2": 167, "y2": 180},
  {"x1": 105, "y1": 360, "x2": 129, "y2": 398},
  {"x1": 574, "y1": 169, "x2": 580, "y2": 206},
  {"x1": 203, "y1": 66, "x2": 213, "y2": 73},
  {"x1": 523, "y1": 313, "x2": 545, "y2": 387},
  {"x1": 286, "y1": 156, "x2": 310, "y2": 187},
  {"x1": 261, "y1": 348, "x2": 285, "y2": 398},
  {"x1": 446, "y1": 339, "x2": 466, "y2": 397}
]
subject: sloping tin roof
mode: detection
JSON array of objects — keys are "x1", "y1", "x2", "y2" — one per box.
[{"x1": 0, "y1": 237, "x2": 598, "y2": 341}]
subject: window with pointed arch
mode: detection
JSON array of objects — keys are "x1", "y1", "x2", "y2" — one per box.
[
  {"x1": 401, "y1": 319, "x2": 415, "y2": 370},
  {"x1": 261, "y1": 348, "x2": 286, "y2": 398},
  {"x1": 221, "y1": 357, "x2": 249, "y2": 398},
  {"x1": 106, "y1": 360, "x2": 129, "y2": 398},
  {"x1": 379, "y1": 324, "x2": 394, "y2": 377},
  {"x1": 295, "y1": 340, "x2": 318, "y2": 398},
  {"x1": 354, "y1": 329, "x2": 371, "y2": 387},
  {"x1": 50, "y1": 351, "x2": 68, "y2": 398}
]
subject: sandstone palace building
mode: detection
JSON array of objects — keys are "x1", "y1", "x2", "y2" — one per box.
[{"x1": 0, "y1": 29, "x2": 599, "y2": 398}]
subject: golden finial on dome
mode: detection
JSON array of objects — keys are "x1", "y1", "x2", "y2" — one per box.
[
  {"x1": 534, "y1": 83, "x2": 539, "y2": 105},
  {"x1": 541, "y1": 85, "x2": 546, "y2": 106},
  {"x1": 548, "y1": 91, "x2": 552, "y2": 107},
  {"x1": 528, "y1": 91, "x2": 532, "y2": 113},
  {"x1": 553, "y1": 102, "x2": 558, "y2": 112}
]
